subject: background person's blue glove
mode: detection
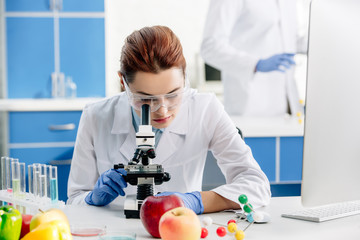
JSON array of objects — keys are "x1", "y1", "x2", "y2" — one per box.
[
  {"x1": 256, "y1": 53, "x2": 296, "y2": 72},
  {"x1": 156, "y1": 191, "x2": 204, "y2": 215},
  {"x1": 85, "y1": 169, "x2": 127, "y2": 206}
]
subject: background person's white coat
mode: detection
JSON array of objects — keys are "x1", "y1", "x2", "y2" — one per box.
[
  {"x1": 67, "y1": 90, "x2": 271, "y2": 209},
  {"x1": 201, "y1": 0, "x2": 307, "y2": 116}
]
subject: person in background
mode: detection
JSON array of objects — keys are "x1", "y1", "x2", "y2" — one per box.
[
  {"x1": 67, "y1": 25, "x2": 270, "y2": 214},
  {"x1": 201, "y1": 0, "x2": 309, "y2": 116}
]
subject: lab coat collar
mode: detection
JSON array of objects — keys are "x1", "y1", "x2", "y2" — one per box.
[
  {"x1": 111, "y1": 93, "x2": 133, "y2": 135},
  {"x1": 165, "y1": 96, "x2": 190, "y2": 136},
  {"x1": 111, "y1": 94, "x2": 136, "y2": 162},
  {"x1": 153, "y1": 90, "x2": 196, "y2": 165},
  {"x1": 165, "y1": 89, "x2": 196, "y2": 135},
  {"x1": 153, "y1": 103, "x2": 187, "y2": 165}
]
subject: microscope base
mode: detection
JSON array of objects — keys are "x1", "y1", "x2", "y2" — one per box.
[{"x1": 124, "y1": 194, "x2": 143, "y2": 219}]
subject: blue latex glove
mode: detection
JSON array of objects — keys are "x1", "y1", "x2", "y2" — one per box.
[
  {"x1": 156, "y1": 191, "x2": 204, "y2": 215},
  {"x1": 256, "y1": 53, "x2": 296, "y2": 72},
  {"x1": 85, "y1": 169, "x2": 127, "y2": 206}
]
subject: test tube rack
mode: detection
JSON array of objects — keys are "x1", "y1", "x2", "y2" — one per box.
[{"x1": 0, "y1": 189, "x2": 65, "y2": 214}]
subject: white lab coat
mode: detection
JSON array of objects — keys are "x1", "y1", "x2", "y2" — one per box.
[
  {"x1": 67, "y1": 90, "x2": 271, "y2": 209},
  {"x1": 201, "y1": 0, "x2": 307, "y2": 116}
]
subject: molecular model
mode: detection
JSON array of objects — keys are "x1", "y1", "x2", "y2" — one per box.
[{"x1": 200, "y1": 194, "x2": 266, "y2": 240}]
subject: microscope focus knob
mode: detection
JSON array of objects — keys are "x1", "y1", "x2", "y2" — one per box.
[
  {"x1": 147, "y1": 149, "x2": 156, "y2": 159},
  {"x1": 163, "y1": 172, "x2": 171, "y2": 182}
]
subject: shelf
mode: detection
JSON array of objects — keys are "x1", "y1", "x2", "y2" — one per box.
[{"x1": 0, "y1": 98, "x2": 102, "y2": 111}]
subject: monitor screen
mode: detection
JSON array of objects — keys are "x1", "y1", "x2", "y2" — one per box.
[{"x1": 301, "y1": 0, "x2": 360, "y2": 207}]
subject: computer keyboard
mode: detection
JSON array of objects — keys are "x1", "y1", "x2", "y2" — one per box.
[{"x1": 281, "y1": 200, "x2": 360, "y2": 222}]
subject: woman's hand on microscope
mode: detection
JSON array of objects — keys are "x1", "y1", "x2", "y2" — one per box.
[{"x1": 85, "y1": 169, "x2": 128, "y2": 206}]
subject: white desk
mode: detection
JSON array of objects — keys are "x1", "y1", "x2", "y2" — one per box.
[{"x1": 64, "y1": 197, "x2": 360, "y2": 240}]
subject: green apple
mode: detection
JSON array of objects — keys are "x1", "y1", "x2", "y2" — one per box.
[{"x1": 0, "y1": 205, "x2": 22, "y2": 240}]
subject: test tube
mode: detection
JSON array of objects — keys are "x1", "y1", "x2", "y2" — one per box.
[
  {"x1": 19, "y1": 163, "x2": 26, "y2": 213},
  {"x1": 40, "y1": 164, "x2": 48, "y2": 199},
  {"x1": 50, "y1": 166, "x2": 58, "y2": 203},
  {"x1": 5, "y1": 157, "x2": 11, "y2": 192},
  {"x1": 33, "y1": 163, "x2": 41, "y2": 199},
  {"x1": 1, "y1": 157, "x2": 7, "y2": 190},
  {"x1": 19, "y1": 163, "x2": 26, "y2": 197},
  {"x1": 46, "y1": 165, "x2": 51, "y2": 198},
  {"x1": 11, "y1": 161, "x2": 20, "y2": 198},
  {"x1": 28, "y1": 165, "x2": 34, "y2": 198},
  {"x1": 1, "y1": 157, "x2": 8, "y2": 205},
  {"x1": 35, "y1": 164, "x2": 47, "y2": 201}
]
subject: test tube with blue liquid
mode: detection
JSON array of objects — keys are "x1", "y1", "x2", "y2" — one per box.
[{"x1": 50, "y1": 166, "x2": 58, "y2": 203}]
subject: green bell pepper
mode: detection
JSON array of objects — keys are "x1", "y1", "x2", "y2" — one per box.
[{"x1": 0, "y1": 205, "x2": 22, "y2": 240}]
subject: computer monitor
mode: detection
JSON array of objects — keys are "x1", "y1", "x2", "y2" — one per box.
[{"x1": 301, "y1": 0, "x2": 360, "y2": 207}]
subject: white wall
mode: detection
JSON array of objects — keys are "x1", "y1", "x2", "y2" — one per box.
[{"x1": 105, "y1": 0, "x2": 210, "y2": 97}]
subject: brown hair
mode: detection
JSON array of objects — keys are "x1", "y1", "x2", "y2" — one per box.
[{"x1": 120, "y1": 25, "x2": 186, "y2": 83}]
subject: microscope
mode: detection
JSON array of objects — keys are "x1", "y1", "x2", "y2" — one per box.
[{"x1": 114, "y1": 104, "x2": 171, "y2": 219}]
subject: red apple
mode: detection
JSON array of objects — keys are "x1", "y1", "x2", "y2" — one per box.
[
  {"x1": 20, "y1": 214, "x2": 33, "y2": 238},
  {"x1": 159, "y1": 207, "x2": 201, "y2": 240},
  {"x1": 140, "y1": 195, "x2": 185, "y2": 238}
]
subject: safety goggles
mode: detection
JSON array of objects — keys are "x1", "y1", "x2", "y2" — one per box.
[{"x1": 123, "y1": 77, "x2": 190, "y2": 112}]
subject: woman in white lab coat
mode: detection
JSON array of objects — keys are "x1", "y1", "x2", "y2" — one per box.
[
  {"x1": 201, "y1": 0, "x2": 308, "y2": 116},
  {"x1": 67, "y1": 26, "x2": 270, "y2": 213}
]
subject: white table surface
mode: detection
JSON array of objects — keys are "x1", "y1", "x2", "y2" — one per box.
[{"x1": 63, "y1": 197, "x2": 360, "y2": 240}]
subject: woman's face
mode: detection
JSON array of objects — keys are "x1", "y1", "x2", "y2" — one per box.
[{"x1": 126, "y1": 68, "x2": 185, "y2": 129}]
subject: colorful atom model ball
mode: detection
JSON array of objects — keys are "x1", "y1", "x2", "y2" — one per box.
[
  {"x1": 238, "y1": 194, "x2": 248, "y2": 204},
  {"x1": 227, "y1": 219, "x2": 236, "y2": 225},
  {"x1": 227, "y1": 222, "x2": 237, "y2": 233},
  {"x1": 200, "y1": 227, "x2": 208, "y2": 238},
  {"x1": 235, "y1": 230, "x2": 245, "y2": 240},
  {"x1": 202, "y1": 216, "x2": 213, "y2": 227},
  {"x1": 216, "y1": 226, "x2": 227, "y2": 237},
  {"x1": 243, "y1": 203, "x2": 253, "y2": 213},
  {"x1": 246, "y1": 212, "x2": 254, "y2": 223}
]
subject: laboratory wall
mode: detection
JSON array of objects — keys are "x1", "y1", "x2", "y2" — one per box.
[{"x1": 105, "y1": 0, "x2": 210, "y2": 96}]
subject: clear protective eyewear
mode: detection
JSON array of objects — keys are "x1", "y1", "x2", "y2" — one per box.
[{"x1": 123, "y1": 77, "x2": 190, "y2": 112}]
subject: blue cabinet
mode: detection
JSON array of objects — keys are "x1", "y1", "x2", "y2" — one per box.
[
  {"x1": 244, "y1": 137, "x2": 276, "y2": 182},
  {"x1": 5, "y1": 0, "x2": 105, "y2": 98},
  {"x1": 6, "y1": 18, "x2": 54, "y2": 98},
  {"x1": 6, "y1": 0, "x2": 104, "y2": 12},
  {"x1": 62, "y1": 0, "x2": 104, "y2": 12},
  {"x1": 60, "y1": 18, "x2": 105, "y2": 97},
  {"x1": 5, "y1": 0, "x2": 53, "y2": 12},
  {"x1": 8, "y1": 111, "x2": 82, "y2": 202},
  {"x1": 280, "y1": 137, "x2": 303, "y2": 181},
  {"x1": 9, "y1": 112, "x2": 81, "y2": 143},
  {"x1": 202, "y1": 136, "x2": 304, "y2": 196}
]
